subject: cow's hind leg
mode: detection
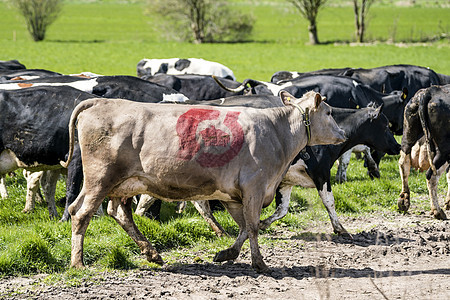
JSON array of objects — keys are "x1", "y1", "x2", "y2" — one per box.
[
  {"x1": 0, "y1": 175, "x2": 8, "y2": 199},
  {"x1": 69, "y1": 188, "x2": 106, "y2": 268},
  {"x1": 260, "y1": 185, "x2": 291, "y2": 230},
  {"x1": 445, "y1": 167, "x2": 450, "y2": 210},
  {"x1": 426, "y1": 166, "x2": 447, "y2": 220},
  {"x1": 213, "y1": 201, "x2": 248, "y2": 263},
  {"x1": 107, "y1": 197, "x2": 163, "y2": 265},
  {"x1": 23, "y1": 171, "x2": 43, "y2": 214},
  {"x1": 192, "y1": 201, "x2": 227, "y2": 237},
  {"x1": 398, "y1": 151, "x2": 411, "y2": 212},
  {"x1": 40, "y1": 170, "x2": 61, "y2": 220}
]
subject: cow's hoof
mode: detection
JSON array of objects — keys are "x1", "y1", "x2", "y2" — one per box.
[
  {"x1": 444, "y1": 201, "x2": 450, "y2": 211},
  {"x1": 252, "y1": 260, "x2": 269, "y2": 273},
  {"x1": 432, "y1": 209, "x2": 448, "y2": 220},
  {"x1": 146, "y1": 252, "x2": 164, "y2": 265},
  {"x1": 367, "y1": 169, "x2": 380, "y2": 180},
  {"x1": 336, "y1": 230, "x2": 353, "y2": 239},
  {"x1": 259, "y1": 220, "x2": 270, "y2": 231},
  {"x1": 70, "y1": 262, "x2": 86, "y2": 269},
  {"x1": 213, "y1": 248, "x2": 240, "y2": 263},
  {"x1": 398, "y1": 193, "x2": 410, "y2": 212}
]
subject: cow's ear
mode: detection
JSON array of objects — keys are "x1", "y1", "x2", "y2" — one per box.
[
  {"x1": 401, "y1": 87, "x2": 408, "y2": 101},
  {"x1": 314, "y1": 93, "x2": 322, "y2": 108},
  {"x1": 279, "y1": 90, "x2": 296, "y2": 106},
  {"x1": 369, "y1": 103, "x2": 383, "y2": 120}
]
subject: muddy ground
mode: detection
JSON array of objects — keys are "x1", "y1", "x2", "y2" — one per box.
[{"x1": 1, "y1": 210, "x2": 449, "y2": 299}]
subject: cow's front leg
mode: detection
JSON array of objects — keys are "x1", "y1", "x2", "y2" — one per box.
[
  {"x1": 107, "y1": 197, "x2": 163, "y2": 265},
  {"x1": 243, "y1": 197, "x2": 268, "y2": 273},
  {"x1": 398, "y1": 151, "x2": 411, "y2": 212},
  {"x1": 317, "y1": 181, "x2": 351, "y2": 237},
  {"x1": 213, "y1": 201, "x2": 247, "y2": 263}
]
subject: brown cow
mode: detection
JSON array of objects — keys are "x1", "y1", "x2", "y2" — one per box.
[{"x1": 61, "y1": 90, "x2": 346, "y2": 272}]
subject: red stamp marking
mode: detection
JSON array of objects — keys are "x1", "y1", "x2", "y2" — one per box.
[{"x1": 176, "y1": 108, "x2": 244, "y2": 168}]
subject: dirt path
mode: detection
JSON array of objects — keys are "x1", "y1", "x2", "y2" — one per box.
[{"x1": 1, "y1": 212, "x2": 449, "y2": 299}]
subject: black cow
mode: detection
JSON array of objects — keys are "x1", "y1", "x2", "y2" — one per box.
[
  {"x1": 143, "y1": 74, "x2": 244, "y2": 100},
  {"x1": 0, "y1": 60, "x2": 26, "y2": 70},
  {"x1": 342, "y1": 64, "x2": 450, "y2": 95},
  {"x1": 398, "y1": 84, "x2": 450, "y2": 220},
  {"x1": 270, "y1": 68, "x2": 350, "y2": 84},
  {"x1": 216, "y1": 74, "x2": 408, "y2": 134},
  {"x1": 0, "y1": 86, "x2": 99, "y2": 218},
  {"x1": 0, "y1": 69, "x2": 62, "y2": 82},
  {"x1": 0, "y1": 75, "x2": 188, "y2": 103}
]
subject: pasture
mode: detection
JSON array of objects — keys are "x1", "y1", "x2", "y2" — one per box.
[{"x1": 0, "y1": 1, "x2": 449, "y2": 298}]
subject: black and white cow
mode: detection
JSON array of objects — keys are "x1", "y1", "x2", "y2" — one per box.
[
  {"x1": 137, "y1": 58, "x2": 236, "y2": 80},
  {"x1": 143, "y1": 74, "x2": 244, "y2": 100},
  {"x1": 0, "y1": 75, "x2": 188, "y2": 103},
  {"x1": 398, "y1": 84, "x2": 450, "y2": 220},
  {"x1": 0, "y1": 69, "x2": 62, "y2": 82},
  {"x1": 0, "y1": 86, "x2": 100, "y2": 218},
  {"x1": 0, "y1": 60, "x2": 26, "y2": 70}
]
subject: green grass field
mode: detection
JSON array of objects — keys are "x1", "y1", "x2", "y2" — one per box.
[{"x1": 0, "y1": 0, "x2": 449, "y2": 277}]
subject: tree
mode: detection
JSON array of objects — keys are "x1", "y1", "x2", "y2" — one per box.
[
  {"x1": 11, "y1": 0, "x2": 62, "y2": 42},
  {"x1": 353, "y1": 0, "x2": 375, "y2": 43},
  {"x1": 147, "y1": 0, "x2": 254, "y2": 44},
  {"x1": 286, "y1": 0, "x2": 328, "y2": 45}
]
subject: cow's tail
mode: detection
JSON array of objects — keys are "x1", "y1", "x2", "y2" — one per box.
[
  {"x1": 417, "y1": 88, "x2": 438, "y2": 176},
  {"x1": 60, "y1": 99, "x2": 98, "y2": 168},
  {"x1": 212, "y1": 75, "x2": 260, "y2": 93}
]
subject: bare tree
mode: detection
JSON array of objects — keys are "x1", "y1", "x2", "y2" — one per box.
[
  {"x1": 147, "y1": 0, "x2": 254, "y2": 44},
  {"x1": 353, "y1": 0, "x2": 375, "y2": 43},
  {"x1": 11, "y1": 0, "x2": 62, "y2": 42},
  {"x1": 286, "y1": 0, "x2": 328, "y2": 45}
]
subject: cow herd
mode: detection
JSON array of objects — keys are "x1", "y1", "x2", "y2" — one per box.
[{"x1": 0, "y1": 58, "x2": 449, "y2": 272}]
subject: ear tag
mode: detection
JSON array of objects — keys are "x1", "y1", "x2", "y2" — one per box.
[
  {"x1": 401, "y1": 93, "x2": 407, "y2": 100},
  {"x1": 356, "y1": 105, "x2": 360, "y2": 109}
]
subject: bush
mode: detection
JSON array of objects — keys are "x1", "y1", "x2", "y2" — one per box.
[
  {"x1": 11, "y1": 0, "x2": 62, "y2": 41},
  {"x1": 147, "y1": 0, "x2": 254, "y2": 43}
]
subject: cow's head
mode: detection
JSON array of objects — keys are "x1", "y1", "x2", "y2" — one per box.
[{"x1": 279, "y1": 90, "x2": 346, "y2": 146}]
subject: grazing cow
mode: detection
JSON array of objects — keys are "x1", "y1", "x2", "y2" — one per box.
[
  {"x1": 0, "y1": 69, "x2": 62, "y2": 82},
  {"x1": 137, "y1": 58, "x2": 236, "y2": 80},
  {"x1": 143, "y1": 74, "x2": 244, "y2": 100},
  {"x1": 0, "y1": 60, "x2": 26, "y2": 70},
  {"x1": 270, "y1": 68, "x2": 350, "y2": 84},
  {"x1": 0, "y1": 86, "x2": 100, "y2": 218},
  {"x1": 61, "y1": 91, "x2": 346, "y2": 272},
  {"x1": 0, "y1": 75, "x2": 188, "y2": 103},
  {"x1": 398, "y1": 84, "x2": 450, "y2": 220},
  {"x1": 342, "y1": 64, "x2": 450, "y2": 95},
  {"x1": 215, "y1": 74, "x2": 407, "y2": 133}
]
